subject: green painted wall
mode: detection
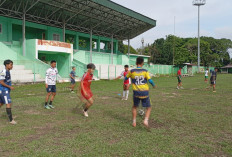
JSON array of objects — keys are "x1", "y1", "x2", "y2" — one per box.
[
  {"x1": 38, "y1": 52, "x2": 71, "y2": 77},
  {"x1": 0, "y1": 16, "x2": 118, "y2": 52},
  {"x1": 0, "y1": 42, "x2": 18, "y2": 60}
]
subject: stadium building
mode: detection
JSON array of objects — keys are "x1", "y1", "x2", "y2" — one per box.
[{"x1": 0, "y1": 0, "x2": 156, "y2": 82}]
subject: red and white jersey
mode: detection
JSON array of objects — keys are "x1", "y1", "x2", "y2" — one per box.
[
  {"x1": 120, "y1": 70, "x2": 130, "y2": 84},
  {"x1": 81, "y1": 72, "x2": 93, "y2": 90}
]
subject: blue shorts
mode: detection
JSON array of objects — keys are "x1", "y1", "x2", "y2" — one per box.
[
  {"x1": 133, "y1": 96, "x2": 151, "y2": 108},
  {"x1": 46, "y1": 85, "x2": 56, "y2": 93},
  {"x1": 71, "y1": 79, "x2": 76, "y2": 84},
  {"x1": 0, "y1": 90, "x2": 12, "y2": 104}
]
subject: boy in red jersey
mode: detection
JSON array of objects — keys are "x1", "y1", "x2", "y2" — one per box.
[
  {"x1": 177, "y1": 67, "x2": 183, "y2": 89},
  {"x1": 79, "y1": 63, "x2": 95, "y2": 117},
  {"x1": 115, "y1": 65, "x2": 130, "y2": 100}
]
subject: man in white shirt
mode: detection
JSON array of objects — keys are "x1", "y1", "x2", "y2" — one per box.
[{"x1": 44, "y1": 60, "x2": 58, "y2": 109}]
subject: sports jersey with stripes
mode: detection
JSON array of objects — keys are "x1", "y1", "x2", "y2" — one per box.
[{"x1": 126, "y1": 68, "x2": 151, "y2": 98}]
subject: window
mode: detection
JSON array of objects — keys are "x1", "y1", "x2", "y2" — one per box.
[
  {"x1": 0, "y1": 24, "x2": 2, "y2": 34},
  {"x1": 53, "y1": 34, "x2": 60, "y2": 41}
]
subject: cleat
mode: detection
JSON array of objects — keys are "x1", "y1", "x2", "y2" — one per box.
[
  {"x1": 10, "y1": 120, "x2": 17, "y2": 125},
  {"x1": 48, "y1": 105, "x2": 55, "y2": 109},
  {"x1": 71, "y1": 91, "x2": 75, "y2": 94},
  {"x1": 180, "y1": 87, "x2": 184, "y2": 89},
  {"x1": 83, "y1": 110, "x2": 88, "y2": 117},
  {"x1": 44, "y1": 105, "x2": 51, "y2": 109},
  {"x1": 213, "y1": 91, "x2": 216, "y2": 93},
  {"x1": 121, "y1": 97, "x2": 125, "y2": 100}
]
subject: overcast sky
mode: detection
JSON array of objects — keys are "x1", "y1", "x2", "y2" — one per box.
[{"x1": 111, "y1": 0, "x2": 232, "y2": 52}]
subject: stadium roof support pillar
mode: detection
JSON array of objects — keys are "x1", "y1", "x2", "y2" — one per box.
[
  {"x1": 75, "y1": 34, "x2": 79, "y2": 50},
  {"x1": 111, "y1": 35, "x2": 114, "y2": 64},
  {"x1": 22, "y1": 12, "x2": 26, "y2": 56},
  {"x1": 63, "y1": 22, "x2": 65, "y2": 42},
  {"x1": 97, "y1": 37, "x2": 100, "y2": 52},
  {"x1": 90, "y1": 28, "x2": 93, "y2": 63},
  {"x1": 128, "y1": 38, "x2": 130, "y2": 58}
]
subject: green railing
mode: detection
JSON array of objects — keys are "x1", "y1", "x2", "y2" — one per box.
[{"x1": 72, "y1": 59, "x2": 99, "y2": 78}]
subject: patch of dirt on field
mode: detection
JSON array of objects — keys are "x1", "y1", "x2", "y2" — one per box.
[
  {"x1": 24, "y1": 109, "x2": 41, "y2": 115},
  {"x1": 149, "y1": 119, "x2": 165, "y2": 129},
  {"x1": 190, "y1": 88, "x2": 199, "y2": 90},
  {"x1": 100, "y1": 96, "x2": 111, "y2": 100}
]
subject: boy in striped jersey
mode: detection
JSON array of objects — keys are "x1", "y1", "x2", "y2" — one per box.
[{"x1": 125, "y1": 57, "x2": 156, "y2": 128}]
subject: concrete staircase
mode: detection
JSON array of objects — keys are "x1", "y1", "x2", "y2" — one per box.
[{"x1": 0, "y1": 65, "x2": 44, "y2": 83}]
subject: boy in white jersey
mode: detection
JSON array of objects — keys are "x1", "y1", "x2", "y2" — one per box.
[
  {"x1": 44, "y1": 60, "x2": 58, "y2": 109},
  {"x1": 205, "y1": 68, "x2": 209, "y2": 83},
  {"x1": 115, "y1": 65, "x2": 130, "y2": 100}
]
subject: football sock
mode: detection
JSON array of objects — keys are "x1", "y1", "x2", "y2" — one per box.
[
  {"x1": 6, "y1": 108, "x2": 13, "y2": 122},
  {"x1": 45, "y1": 102, "x2": 48, "y2": 106},
  {"x1": 133, "y1": 119, "x2": 136, "y2": 123},
  {"x1": 49, "y1": 101, "x2": 52, "y2": 105},
  {"x1": 123, "y1": 90, "x2": 126, "y2": 98},
  {"x1": 84, "y1": 108, "x2": 88, "y2": 112},
  {"x1": 126, "y1": 90, "x2": 129, "y2": 99}
]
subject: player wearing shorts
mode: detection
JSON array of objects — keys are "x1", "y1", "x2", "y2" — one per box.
[
  {"x1": 125, "y1": 57, "x2": 156, "y2": 128},
  {"x1": 177, "y1": 67, "x2": 183, "y2": 89},
  {"x1": 115, "y1": 65, "x2": 130, "y2": 100},
  {"x1": 44, "y1": 60, "x2": 58, "y2": 109},
  {"x1": 79, "y1": 63, "x2": 95, "y2": 117},
  {"x1": 210, "y1": 68, "x2": 217, "y2": 92},
  {"x1": 70, "y1": 66, "x2": 77, "y2": 93},
  {"x1": 0, "y1": 60, "x2": 16, "y2": 125},
  {"x1": 205, "y1": 68, "x2": 209, "y2": 83}
]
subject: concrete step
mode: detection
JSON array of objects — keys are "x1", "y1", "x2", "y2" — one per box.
[
  {"x1": 0, "y1": 65, "x2": 25, "y2": 70},
  {"x1": 10, "y1": 69, "x2": 33, "y2": 75},
  {"x1": 11, "y1": 74, "x2": 42, "y2": 83}
]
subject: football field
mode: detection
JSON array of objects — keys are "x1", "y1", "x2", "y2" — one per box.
[{"x1": 0, "y1": 74, "x2": 231, "y2": 157}]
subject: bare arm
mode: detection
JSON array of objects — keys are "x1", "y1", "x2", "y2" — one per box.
[
  {"x1": 0, "y1": 80, "x2": 14, "y2": 90},
  {"x1": 69, "y1": 74, "x2": 75, "y2": 80}
]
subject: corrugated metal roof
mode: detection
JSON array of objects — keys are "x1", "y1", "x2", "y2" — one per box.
[{"x1": 0, "y1": 0, "x2": 156, "y2": 40}]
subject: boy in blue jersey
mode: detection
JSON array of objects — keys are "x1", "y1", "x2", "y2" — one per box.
[
  {"x1": 70, "y1": 66, "x2": 77, "y2": 93},
  {"x1": 0, "y1": 60, "x2": 16, "y2": 125},
  {"x1": 125, "y1": 57, "x2": 156, "y2": 128}
]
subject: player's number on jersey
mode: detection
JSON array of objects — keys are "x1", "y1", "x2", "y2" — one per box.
[{"x1": 135, "y1": 76, "x2": 145, "y2": 85}]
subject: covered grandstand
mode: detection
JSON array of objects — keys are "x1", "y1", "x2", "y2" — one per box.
[{"x1": 0, "y1": 0, "x2": 156, "y2": 82}]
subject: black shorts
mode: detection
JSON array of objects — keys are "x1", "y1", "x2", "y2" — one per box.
[
  {"x1": 46, "y1": 85, "x2": 56, "y2": 93},
  {"x1": 133, "y1": 96, "x2": 151, "y2": 108},
  {"x1": 211, "y1": 81, "x2": 216, "y2": 85}
]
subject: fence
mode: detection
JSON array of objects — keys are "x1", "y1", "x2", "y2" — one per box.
[{"x1": 94, "y1": 64, "x2": 215, "y2": 80}]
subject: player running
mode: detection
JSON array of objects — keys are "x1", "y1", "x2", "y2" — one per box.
[
  {"x1": 209, "y1": 68, "x2": 218, "y2": 92},
  {"x1": 79, "y1": 63, "x2": 95, "y2": 117},
  {"x1": 204, "y1": 68, "x2": 209, "y2": 83},
  {"x1": 70, "y1": 66, "x2": 77, "y2": 93},
  {"x1": 0, "y1": 60, "x2": 16, "y2": 124},
  {"x1": 44, "y1": 60, "x2": 58, "y2": 109},
  {"x1": 115, "y1": 65, "x2": 130, "y2": 100},
  {"x1": 177, "y1": 67, "x2": 183, "y2": 89},
  {"x1": 125, "y1": 57, "x2": 156, "y2": 128}
]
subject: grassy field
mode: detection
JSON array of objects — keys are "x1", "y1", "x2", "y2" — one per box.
[{"x1": 0, "y1": 74, "x2": 231, "y2": 157}]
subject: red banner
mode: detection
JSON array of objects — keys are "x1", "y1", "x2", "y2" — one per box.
[{"x1": 38, "y1": 40, "x2": 71, "y2": 49}]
